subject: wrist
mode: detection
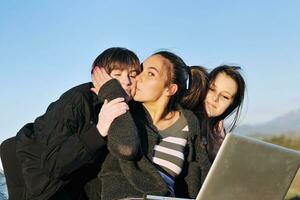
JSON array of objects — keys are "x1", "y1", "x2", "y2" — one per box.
[{"x1": 97, "y1": 124, "x2": 108, "y2": 137}]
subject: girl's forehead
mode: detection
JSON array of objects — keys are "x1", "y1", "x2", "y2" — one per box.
[
  {"x1": 212, "y1": 72, "x2": 231, "y2": 83},
  {"x1": 212, "y1": 73, "x2": 238, "y2": 95},
  {"x1": 144, "y1": 55, "x2": 171, "y2": 71}
]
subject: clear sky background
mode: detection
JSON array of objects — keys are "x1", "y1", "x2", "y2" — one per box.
[{"x1": 0, "y1": 0, "x2": 299, "y2": 143}]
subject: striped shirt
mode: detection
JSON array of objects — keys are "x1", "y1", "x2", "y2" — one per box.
[{"x1": 152, "y1": 113, "x2": 188, "y2": 179}]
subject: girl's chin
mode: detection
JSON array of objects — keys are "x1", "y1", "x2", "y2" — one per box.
[
  {"x1": 206, "y1": 110, "x2": 214, "y2": 118},
  {"x1": 133, "y1": 95, "x2": 142, "y2": 102}
]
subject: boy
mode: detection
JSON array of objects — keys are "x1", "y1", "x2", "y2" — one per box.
[{"x1": 1, "y1": 47, "x2": 141, "y2": 199}]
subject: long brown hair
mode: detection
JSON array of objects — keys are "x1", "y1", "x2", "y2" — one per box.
[
  {"x1": 151, "y1": 52, "x2": 210, "y2": 116},
  {"x1": 181, "y1": 66, "x2": 209, "y2": 117},
  {"x1": 208, "y1": 65, "x2": 246, "y2": 132}
]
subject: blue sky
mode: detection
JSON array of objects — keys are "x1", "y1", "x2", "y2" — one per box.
[{"x1": 0, "y1": 0, "x2": 300, "y2": 142}]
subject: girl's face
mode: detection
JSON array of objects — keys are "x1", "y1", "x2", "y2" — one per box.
[
  {"x1": 110, "y1": 68, "x2": 138, "y2": 100},
  {"x1": 204, "y1": 72, "x2": 237, "y2": 117},
  {"x1": 133, "y1": 55, "x2": 170, "y2": 103}
]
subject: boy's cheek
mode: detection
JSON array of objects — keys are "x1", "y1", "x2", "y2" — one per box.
[{"x1": 130, "y1": 87, "x2": 136, "y2": 99}]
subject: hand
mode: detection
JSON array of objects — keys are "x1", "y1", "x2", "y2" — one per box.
[
  {"x1": 91, "y1": 66, "x2": 112, "y2": 95},
  {"x1": 215, "y1": 120, "x2": 225, "y2": 138},
  {"x1": 96, "y1": 97, "x2": 129, "y2": 137}
]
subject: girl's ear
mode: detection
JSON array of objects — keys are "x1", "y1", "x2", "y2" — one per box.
[{"x1": 165, "y1": 83, "x2": 178, "y2": 97}]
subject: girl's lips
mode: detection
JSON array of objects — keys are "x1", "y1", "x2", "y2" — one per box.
[{"x1": 207, "y1": 101, "x2": 217, "y2": 109}]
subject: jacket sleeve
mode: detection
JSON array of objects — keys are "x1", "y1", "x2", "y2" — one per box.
[
  {"x1": 16, "y1": 91, "x2": 107, "y2": 198},
  {"x1": 97, "y1": 79, "x2": 140, "y2": 160},
  {"x1": 39, "y1": 92, "x2": 108, "y2": 177},
  {"x1": 191, "y1": 111, "x2": 211, "y2": 185},
  {"x1": 183, "y1": 110, "x2": 211, "y2": 198},
  {"x1": 206, "y1": 121, "x2": 226, "y2": 162},
  {"x1": 195, "y1": 135, "x2": 211, "y2": 184}
]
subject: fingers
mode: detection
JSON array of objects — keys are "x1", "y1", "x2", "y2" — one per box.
[
  {"x1": 99, "y1": 67, "x2": 111, "y2": 79},
  {"x1": 94, "y1": 67, "x2": 104, "y2": 80},
  {"x1": 92, "y1": 72, "x2": 99, "y2": 85},
  {"x1": 102, "y1": 101, "x2": 129, "y2": 117},
  {"x1": 220, "y1": 120, "x2": 224, "y2": 125},
  {"x1": 217, "y1": 120, "x2": 225, "y2": 137},
  {"x1": 110, "y1": 105, "x2": 128, "y2": 116},
  {"x1": 96, "y1": 98, "x2": 128, "y2": 137},
  {"x1": 101, "y1": 98, "x2": 129, "y2": 116},
  {"x1": 91, "y1": 67, "x2": 113, "y2": 95},
  {"x1": 92, "y1": 67, "x2": 103, "y2": 86},
  {"x1": 105, "y1": 102, "x2": 129, "y2": 114},
  {"x1": 94, "y1": 66, "x2": 112, "y2": 82},
  {"x1": 90, "y1": 87, "x2": 98, "y2": 95},
  {"x1": 96, "y1": 101, "x2": 127, "y2": 137},
  {"x1": 105, "y1": 97, "x2": 125, "y2": 106},
  {"x1": 112, "y1": 102, "x2": 129, "y2": 112},
  {"x1": 91, "y1": 71, "x2": 100, "y2": 95}
]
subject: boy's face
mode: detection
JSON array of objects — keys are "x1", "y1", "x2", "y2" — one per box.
[{"x1": 110, "y1": 68, "x2": 138, "y2": 101}]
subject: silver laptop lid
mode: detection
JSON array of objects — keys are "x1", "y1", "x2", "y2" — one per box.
[{"x1": 196, "y1": 133, "x2": 300, "y2": 200}]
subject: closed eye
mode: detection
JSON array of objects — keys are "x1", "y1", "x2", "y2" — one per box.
[
  {"x1": 222, "y1": 95, "x2": 230, "y2": 100},
  {"x1": 129, "y1": 71, "x2": 137, "y2": 78},
  {"x1": 111, "y1": 69, "x2": 122, "y2": 77},
  {"x1": 209, "y1": 87, "x2": 215, "y2": 91}
]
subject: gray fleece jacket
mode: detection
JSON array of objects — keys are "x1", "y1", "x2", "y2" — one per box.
[{"x1": 85, "y1": 80, "x2": 211, "y2": 200}]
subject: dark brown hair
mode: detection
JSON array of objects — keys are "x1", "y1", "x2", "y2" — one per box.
[
  {"x1": 204, "y1": 65, "x2": 246, "y2": 162},
  {"x1": 181, "y1": 66, "x2": 209, "y2": 115},
  {"x1": 208, "y1": 65, "x2": 246, "y2": 131},
  {"x1": 151, "y1": 51, "x2": 189, "y2": 112},
  {"x1": 92, "y1": 47, "x2": 140, "y2": 74}
]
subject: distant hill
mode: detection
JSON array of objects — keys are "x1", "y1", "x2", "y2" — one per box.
[{"x1": 233, "y1": 108, "x2": 300, "y2": 136}]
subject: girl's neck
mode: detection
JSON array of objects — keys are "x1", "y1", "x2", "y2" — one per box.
[{"x1": 143, "y1": 101, "x2": 180, "y2": 131}]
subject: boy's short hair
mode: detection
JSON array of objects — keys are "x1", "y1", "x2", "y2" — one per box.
[{"x1": 92, "y1": 47, "x2": 141, "y2": 74}]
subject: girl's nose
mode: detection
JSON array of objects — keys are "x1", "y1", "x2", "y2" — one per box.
[{"x1": 213, "y1": 94, "x2": 219, "y2": 102}]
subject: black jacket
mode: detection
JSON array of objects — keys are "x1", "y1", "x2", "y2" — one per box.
[
  {"x1": 85, "y1": 84, "x2": 211, "y2": 199},
  {"x1": 16, "y1": 80, "x2": 140, "y2": 200}
]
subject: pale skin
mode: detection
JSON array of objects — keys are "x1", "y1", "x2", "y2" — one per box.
[
  {"x1": 204, "y1": 72, "x2": 238, "y2": 137},
  {"x1": 204, "y1": 72, "x2": 238, "y2": 118},
  {"x1": 93, "y1": 65, "x2": 238, "y2": 137},
  {"x1": 92, "y1": 55, "x2": 181, "y2": 131},
  {"x1": 134, "y1": 54, "x2": 180, "y2": 130},
  {"x1": 91, "y1": 67, "x2": 138, "y2": 100},
  {"x1": 91, "y1": 66, "x2": 138, "y2": 137}
]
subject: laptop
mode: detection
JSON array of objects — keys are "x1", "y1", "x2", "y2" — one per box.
[
  {"x1": 146, "y1": 133, "x2": 300, "y2": 200},
  {"x1": 195, "y1": 133, "x2": 300, "y2": 200}
]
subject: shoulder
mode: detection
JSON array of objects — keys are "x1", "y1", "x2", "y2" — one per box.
[
  {"x1": 181, "y1": 109, "x2": 199, "y2": 126},
  {"x1": 57, "y1": 82, "x2": 94, "y2": 104},
  {"x1": 60, "y1": 82, "x2": 92, "y2": 98},
  {"x1": 181, "y1": 108, "x2": 201, "y2": 139},
  {"x1": 43, "y1": 82, "x2": 94, "y2": 114}
]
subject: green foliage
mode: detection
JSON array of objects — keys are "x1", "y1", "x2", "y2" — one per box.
[{"x1": 261, "y1": 134, "x2": 300, "y2": 151}]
